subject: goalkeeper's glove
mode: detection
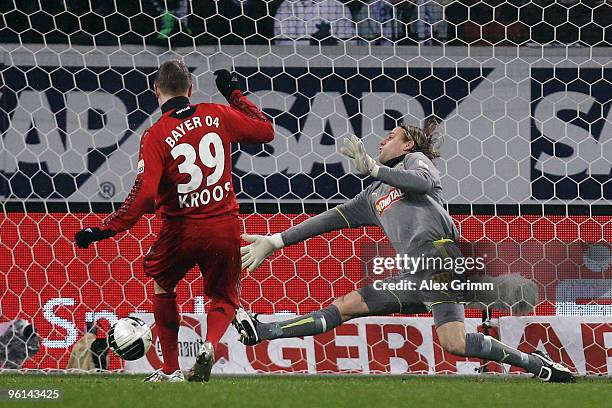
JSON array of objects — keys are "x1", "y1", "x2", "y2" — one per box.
[
  {"x1": 240, "y1": 233, "x2": 284, "y2": 272},
  {"x1": 74, "y1": 227, "x2": 116, "y2": 249},
  {"x1": 213, "y1": 69, "x2": 241, "y2": 102},
  {"x1": 340, "y1": 135, "x2": 379, "y2": 177}
]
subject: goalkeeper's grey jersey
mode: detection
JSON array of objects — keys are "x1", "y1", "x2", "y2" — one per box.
[
  {"x1": 338, "y1": 152, "x2": 458, "y2": 254},
  {"x1": 281, "y1": 152, "x2": 459, "y2": 256}
]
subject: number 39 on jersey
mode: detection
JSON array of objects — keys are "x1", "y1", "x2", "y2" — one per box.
[{"x1": 171, "y1": 131, "x2": 230, "y2": 209}]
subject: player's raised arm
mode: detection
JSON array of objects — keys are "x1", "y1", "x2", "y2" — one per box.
[
  {"x1": 74, "y1": 130, "x2": 164, "y2": 249},
  {"x1": 213, "y1": 69, "x2": 274, "y2": 144}
]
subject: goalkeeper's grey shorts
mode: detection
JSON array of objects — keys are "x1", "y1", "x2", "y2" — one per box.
[{"x1": 357, "y1": 239, "x2": 469, "y2": 326}]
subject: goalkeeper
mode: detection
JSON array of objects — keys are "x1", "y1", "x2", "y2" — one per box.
[{"x1": 235, "y1": 120, "x2": 574, "y2": 383}]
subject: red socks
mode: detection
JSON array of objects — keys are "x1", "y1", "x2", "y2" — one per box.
[
  {"x1": 153, "y1": 292, "x2": 180, "y2": 374},
  {"x1": 206, "y1": 302, "x2": 235, "y2": 352},
  {"x1": 153, "y1": 294, "x2": 234, "y2": 371}
]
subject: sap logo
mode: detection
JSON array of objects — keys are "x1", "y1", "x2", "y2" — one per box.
[
  {"x1": 533, "y1": 92, "x2": 611, "y2": 177},
  {"x1": 531, "y1": 68, "x2": 611, "y2": 200},
  {"x1": 0, "y1": 65, "x2": 159, "y2": 198},
  {"x1": 233, "y1": 67, "x2": 491, "y2": 184},
  {"x1": 2, "y1": 90, "x2": 129, "y2": 174}
]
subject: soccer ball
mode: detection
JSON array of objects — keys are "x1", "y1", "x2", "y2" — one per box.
[{"x1": 108, "y1": 317, "x2": 152, "y2": 361}]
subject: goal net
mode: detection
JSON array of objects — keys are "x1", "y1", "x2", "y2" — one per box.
[{"x1": 0, "y1": 0, "x2": 610, "y2": 375}]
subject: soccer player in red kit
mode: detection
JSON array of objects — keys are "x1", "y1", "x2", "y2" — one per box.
[{"x1": 74, "y1": 61, "x2": 274, "y2": 382}]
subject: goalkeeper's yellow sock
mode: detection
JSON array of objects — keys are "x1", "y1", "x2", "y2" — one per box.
[
  {"x1": 258, "y1": 304, "x2": 342, "y2": 340},
  {"x1": 465, "y1": 332, "x2": 544, "y2": 374}
]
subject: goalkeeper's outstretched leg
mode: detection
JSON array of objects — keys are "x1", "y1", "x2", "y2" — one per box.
[
  {"x1": 234, "y1": 288, "x2": 575, "y2": 383},
  {"x1": 234, "y1": 290, "x2": 367, "y2": 345},
  {"x1": 435, "y1": 315, "x2": 575, "y2": 383}
]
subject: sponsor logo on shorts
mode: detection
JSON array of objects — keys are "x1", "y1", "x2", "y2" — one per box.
[{"x1": 375, "y1": 188, "x2": 404, "y2": 215}]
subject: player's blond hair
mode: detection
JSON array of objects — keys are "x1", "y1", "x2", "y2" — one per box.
[{"x1": 399, "y1": 117, "x2": 442, "y2": 160}]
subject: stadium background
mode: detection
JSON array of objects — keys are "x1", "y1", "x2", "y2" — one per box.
[{"x1": 0, "y1": 0, "x2": 610, "y2": 375}]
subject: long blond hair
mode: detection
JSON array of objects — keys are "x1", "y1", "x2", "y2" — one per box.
[{"x1": 399, "y1": 116, "x2": 442, "y2": 160}]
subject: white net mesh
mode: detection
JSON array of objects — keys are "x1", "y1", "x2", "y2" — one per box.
[{"x1": 0, "y1": 1, "x2": 610, "y2": 374}]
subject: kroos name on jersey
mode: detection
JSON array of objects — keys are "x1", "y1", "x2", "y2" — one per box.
[{"x1": 178, "y1": 182, "x2": 231, "y2": 209}]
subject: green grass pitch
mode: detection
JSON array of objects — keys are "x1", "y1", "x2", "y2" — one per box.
[{"x1": 0, "y1": 374, "x2": 610, "y2": 408}]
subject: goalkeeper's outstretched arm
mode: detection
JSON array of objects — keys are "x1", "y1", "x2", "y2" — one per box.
[
  {"x1": 242, "y1": 136, "x2": 382, "y2": 272},
  {"x1": 280, "y1": 207, "x2": 352, "y2": 246},
  {"x1": 241, "y1": 190, "x2": 378, "y2": 272}
]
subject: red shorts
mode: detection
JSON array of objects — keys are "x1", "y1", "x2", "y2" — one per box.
[{"x1": 143, "y1": 215, "x2": 241, "y2": 307}]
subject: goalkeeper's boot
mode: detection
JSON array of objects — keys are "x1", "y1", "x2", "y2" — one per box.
[
  {"x1": 187, "y1": 341, "x2": 215, "y2": 382},
  {"x1": 232, "y1": 308, "x2": 261, "y2": 346},
  {"x1": 531, "y1": 350, "x2": 576, "y2": 383},
  {"x1": 143, "y1": 369, "x2": 185, "y2": 382}
]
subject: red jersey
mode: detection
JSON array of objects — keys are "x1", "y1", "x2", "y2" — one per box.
[{"x1": 103, "y1": 90, "x2": 274, "y2": 233}]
